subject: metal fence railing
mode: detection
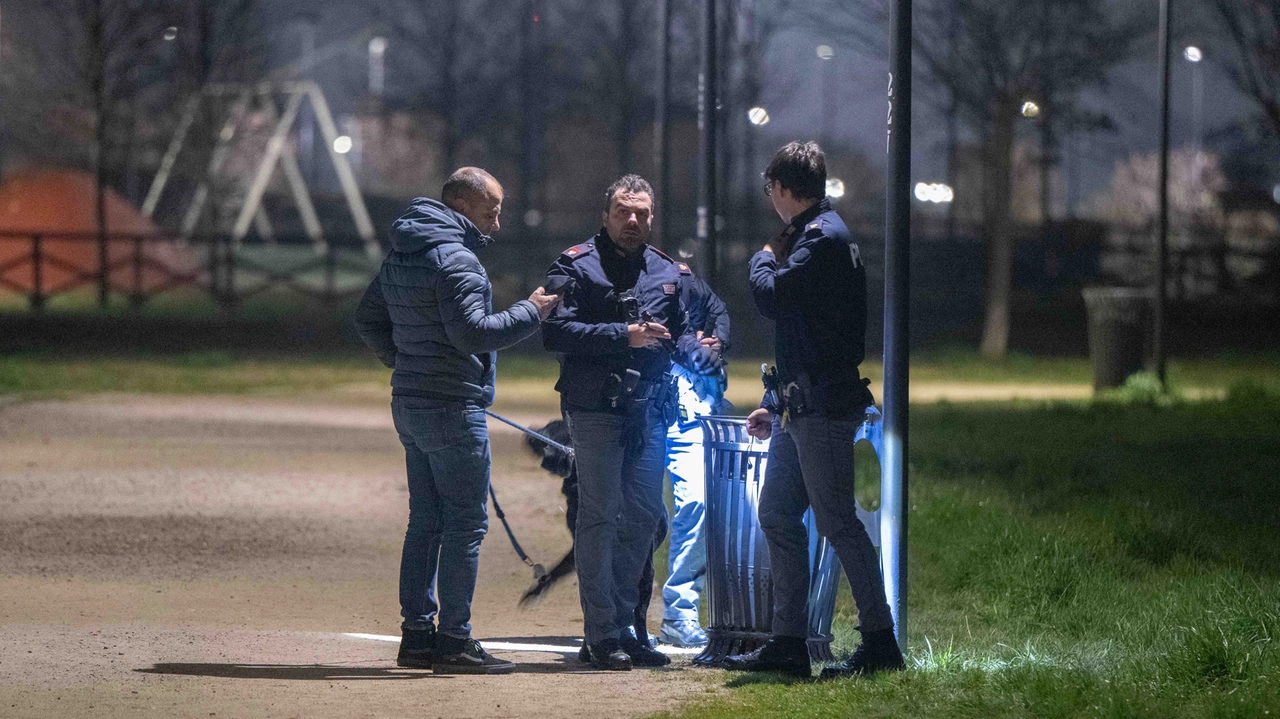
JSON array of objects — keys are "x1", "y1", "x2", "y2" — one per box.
[{"x1": 0, "y1": 232, "x2": 381, "y2": 311}]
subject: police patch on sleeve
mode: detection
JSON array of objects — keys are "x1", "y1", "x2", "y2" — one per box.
[
  {"x1": 561, "y1": 242, "x2": 592, "y2": 259},
  {"x1": 662, "y1": 283, "x2": 677, "y2": 295}
]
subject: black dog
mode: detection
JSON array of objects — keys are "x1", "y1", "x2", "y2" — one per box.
[{"x1": 520, "y1": 419, "x2": 668, "y2": 642}]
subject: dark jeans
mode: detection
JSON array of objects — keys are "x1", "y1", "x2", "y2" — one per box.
[
  {"x1": 566, "y1": 402, "x2": 667, "y2": 645},
  {"x1": 759, "y1": 415, "x2": 894, "y2": 638},
  {"x1": 392, "y1": 396, "x2": 490, "y2": 640}
]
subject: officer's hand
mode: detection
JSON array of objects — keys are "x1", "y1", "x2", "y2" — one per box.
[
  {"x1": 699, "y1": 333, "x2": 723, "y2": 353},
  {"x1": 628, "y1": 322, "x2": 670, "y2": 348},
  {"x1": 746, "y1": 408, "x2": 773, "y2": 440},
  {"x1": 528, "y1": 287, "x2": 560, "y2": 320},
  {"x1": 762, "y1": 243, "x2": 775, "y2": 254}
]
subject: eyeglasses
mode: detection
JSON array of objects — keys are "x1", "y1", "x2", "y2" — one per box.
[{"x1": 762, "y1": 180, "x2": 774, "y2": 197}]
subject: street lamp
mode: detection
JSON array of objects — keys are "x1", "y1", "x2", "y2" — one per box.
[
  {"x1": 748, "y1": 107, "x2": 770, "y2": 126},
  {"x1": 1185, "y1": 45, "x2": 1205, "y2": 181},
  {"x1": 825, "y1": 178, "x2": 846, "y2": 199},
  {"x1": 332, "y1": 135, "x2": 353, "y2": 154}
]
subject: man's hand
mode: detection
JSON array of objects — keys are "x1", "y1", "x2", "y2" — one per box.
[
  {"x1": 628, "y1": 321, "x2": 671, "y2": 348},
  {"x1": 746, "y1": 408, "x2": 773, "y2": 440},
  {"x1": 762, "y1": 243, "x2": 775, "y2": 254},
  {"x1": 698, "y1": 332, "x2": 723, "y2": 353},
  {"x1": 528, "y1": 287, "x2": 560, "y2": 320}
]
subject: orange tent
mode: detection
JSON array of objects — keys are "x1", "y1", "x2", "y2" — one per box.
[{"x1": 0, "y1": 169, "x2": 197, "y2": 297}]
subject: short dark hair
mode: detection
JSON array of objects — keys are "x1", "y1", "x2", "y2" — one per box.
[
  {"x1": 604, "y1": 174, "x2": 654, "y2": 213},
  {"x1": 442, "y1": 167, "x2": 499, "y2": 209},
  {"x1": 765, "y1": 142, "x2": 826, "y2": 201}
]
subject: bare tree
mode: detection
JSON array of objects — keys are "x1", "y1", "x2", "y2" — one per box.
[
  {"x1": 1209, "y1": 1, "x2": 1280, "y2": 139},
  {"x1": 815, "y1": 0, "x2": 1143, "y2": 358}
]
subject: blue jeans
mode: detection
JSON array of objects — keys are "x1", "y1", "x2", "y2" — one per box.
[
  {"x1": 567, "y1": 402, "x2": 667, "y2": 645},
  {"x1": 392, "y1": 396, "x2": 490, "y2": 640},
  {"x1": 663, "y1": 371, "x2": 710, "y2": 621},
  {"x1": 759, "y1": 415, "x2": 893, "y2": 638}
]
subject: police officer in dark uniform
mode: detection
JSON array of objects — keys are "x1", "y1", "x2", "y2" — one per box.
[
  {"x1": 726, "y1": 142, "x2": 905, "y2": 678},
  {"x1": 542, "y1": 174, "x2": 705, "y2": 670}
]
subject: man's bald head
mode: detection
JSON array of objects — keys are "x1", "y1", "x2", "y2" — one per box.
[{"x1": 442, "y1": 167, "x2": 504, "y2": 235}]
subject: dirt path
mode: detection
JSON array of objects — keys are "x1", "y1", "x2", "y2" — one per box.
[{"x1": 0, "y1": 393, "x2": 717, "y2": 719}]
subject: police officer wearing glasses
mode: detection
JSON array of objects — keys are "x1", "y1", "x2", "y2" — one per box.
[
  {"x1": 726, "y1": 142, "x2": 905, "y2": 679},
  {"x1": 543, "y1": 174, "x2": 708, "y2": 671}
]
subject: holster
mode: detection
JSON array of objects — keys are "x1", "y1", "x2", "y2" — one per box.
[
  {"x1": 603, "y1": 369, "x2": 643, "y2": 409},
  {"x1": 779, "y1": 373, "x2": 875, "y2": 424}
]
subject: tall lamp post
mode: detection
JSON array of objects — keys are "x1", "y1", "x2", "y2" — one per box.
[
  {"x1": 882, "y1": 0, "x2": 913, "y2": 652},
  {"x1": 696, "y1": 0, "x2": 718, "y2": 287},
  {"x1": 1154, "y1": 0, "x2": 1171, "y2": 387},
  {"x1": 654, "y1": 0, "x2": 673, "y2": 252}
]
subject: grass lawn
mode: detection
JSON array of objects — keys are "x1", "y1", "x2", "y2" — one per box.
[
  {"x1": 2, "y1": 348, "x2": 1277, "y2": 399},
  {"x1": 655, "y1": 391, "x2": 1280, "y2": 719}
]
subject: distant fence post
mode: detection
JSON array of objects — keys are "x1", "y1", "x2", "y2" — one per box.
[
  {"x1": 324, "y1": 243, "x2": 338, "y2": 306},
  {"x1": 223, "y1": 234, "x2": 237, "y2": 309},
  {"x1": 130, "y1": 235, "x2": 145, "y2": 310},
  {"x1": 30, "y1": 234, "x2": 44, "y2": 313}
]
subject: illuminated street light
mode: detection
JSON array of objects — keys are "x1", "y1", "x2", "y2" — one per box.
[
  {"x1": 163, "y1": 27, "x2": 178, "y2": 41},
  {"x1": 333, "y1": 135, "x2": 353, "y2": 154},
  {"x1": 825, "y1": 178, "x2": 846, "y2": 199},
  {"x1": 816, "y1": 44, "x2": 835, "y2": 61},
  {"x1": 1184, "y1": 46, "x2": 1202, "y2": 63},
  {"x1": 747, "y1": 107, "x2": 770, "y2": 126},
  {"x1": 1021, "y1": 100, "x2": 1041, "y2": 118},
  {"x1": 913, "y1": 182, "x2": 954, "y2": 204}
]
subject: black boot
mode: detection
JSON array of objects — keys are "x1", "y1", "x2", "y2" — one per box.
[
  {"x1": 820, "y1": 628, "x2": 905, "y2": 679},
  {"x1": 723, "y1": 636, "x2": 810, "y2": 678},
  {"x1": 586, "y1": 638, "x2": 632, "y2": 671},
  {"x1": 396, "y1": 626, "x2": 436, "y2": 669},
  {"x1": 432, "y1": 635, "x2": 516, "y2": 675},
  {"x1": 620, "y1": 629, "x2": 670, "y2": 667}
]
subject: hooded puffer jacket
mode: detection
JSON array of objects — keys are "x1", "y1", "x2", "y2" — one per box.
[{"x1": 353, "y1": 198, "x2": 540, "y2": 407}]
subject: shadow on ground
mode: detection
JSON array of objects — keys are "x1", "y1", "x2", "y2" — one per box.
[{"x1": 136, "y1": 663, "x2": 442, "y2": 681}]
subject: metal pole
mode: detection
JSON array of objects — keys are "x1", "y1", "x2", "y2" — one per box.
[
  {"x1": 654, "y1": 0, "x2": 673, "y2": 252},
  {"x1": 697, "y1": 0, "x2": 718, "y2": 287},
  {"x1": 1154, "y1": 0, "x2": 1170, "y2": 387},
  {"x1": 882, "y1": 0, "x2": 913, "y2": 654}
]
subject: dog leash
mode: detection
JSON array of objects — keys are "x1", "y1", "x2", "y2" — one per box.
[
  {"x1": 487, "y1": 483, "x2": 546, "y2": 580},
  {"x1": 483, "y1": 409, "x2": 563, "y2": 580},
  {"x1": 484, "y1": 409, "x2": 575, "y2": 458}
]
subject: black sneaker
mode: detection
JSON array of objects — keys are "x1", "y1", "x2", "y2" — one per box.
[
  {"x1": 820, "y1": 628, "x2": 906, "y2": 679},
  {"x1": 586, "y1": 638, "x2": 632, "y2": 671},
  {"x1": 431, "y1": 635, "x2": 516, "y2": 675},
  {"x1": 396, "y1": 626, "x2": 436, "y2": 669},
  {"x1": 620, "y1": 630, "x2": 671, "y2": 667},
  {"x1": 723, "y1": 636, "x2": 810, "y2": 678}
]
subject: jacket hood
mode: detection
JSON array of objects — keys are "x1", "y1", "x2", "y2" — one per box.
[{"x1": 390, "y1": 198, "x2": 493, "y2": 254}]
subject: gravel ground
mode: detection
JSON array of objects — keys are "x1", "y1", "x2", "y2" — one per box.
[{"x1": 0, "y1": 393, "x2": 719, "y2": 719}]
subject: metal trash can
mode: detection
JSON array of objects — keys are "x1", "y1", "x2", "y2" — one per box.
[
  {"x1": 694, "y1": 412, "x2": 883, "y2": 666},
  {"x1": 1082, "y1": 287, "x2": 1153, "y2": 391}
]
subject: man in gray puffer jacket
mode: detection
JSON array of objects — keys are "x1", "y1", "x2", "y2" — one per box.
[{"x1": 354, "y1": 167, "x2": 558, "y2": 675}]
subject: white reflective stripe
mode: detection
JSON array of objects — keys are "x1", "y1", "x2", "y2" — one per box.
[{"x1": 342, "y1": 633, "x2": 703, "y2": 655}]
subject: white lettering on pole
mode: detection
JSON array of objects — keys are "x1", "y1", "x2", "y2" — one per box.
[{"x1": 886, "y1": 73, "x2": 894, "y2": 154}]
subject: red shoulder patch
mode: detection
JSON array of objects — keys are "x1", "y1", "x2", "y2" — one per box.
[{"x1": 561, "y1": 243, "x2": 592, "y2": 259}]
